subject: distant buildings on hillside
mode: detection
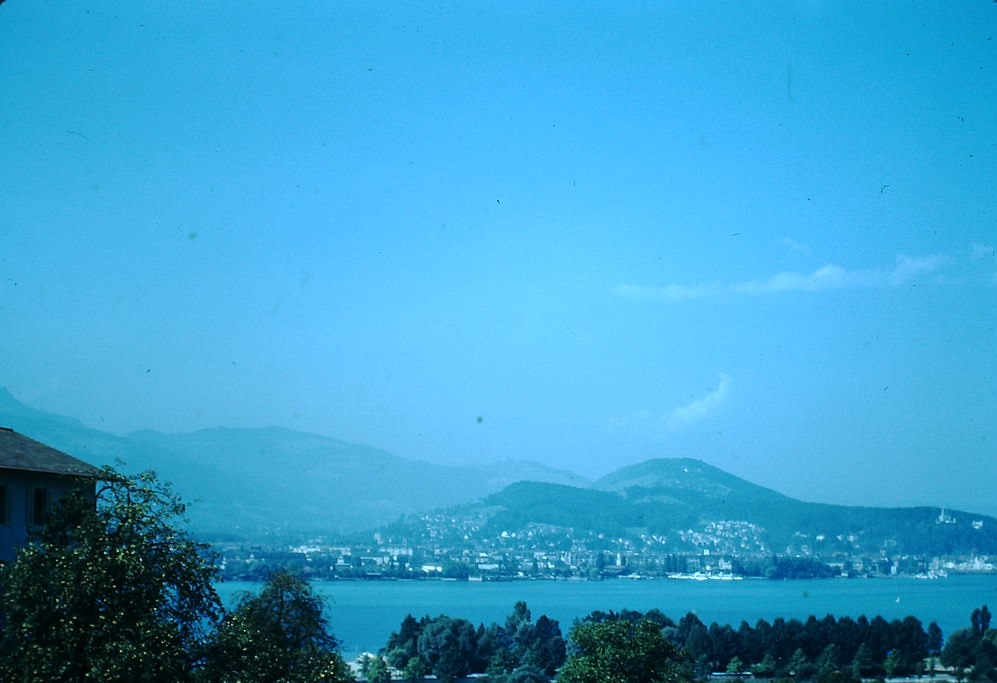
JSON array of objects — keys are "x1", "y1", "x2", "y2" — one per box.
[{"x1": 212, "y1": 519, "x2": 995, "y2": 582}]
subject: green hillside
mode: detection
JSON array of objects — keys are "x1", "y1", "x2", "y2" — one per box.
[{"x1": 478, "y1": 460, "x2": 997, "y2": 557}]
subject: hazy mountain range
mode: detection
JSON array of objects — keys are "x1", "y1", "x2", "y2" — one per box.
[
  {"x1": 0, "y1": 388, "x2": 585, "y2": 537},
  {"x1": 3, "y1": 387, "x2": 994, "y2": 556}
]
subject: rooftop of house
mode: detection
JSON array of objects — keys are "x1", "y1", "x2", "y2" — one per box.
[{"x1": 0, "y1": 427, "x2": 101, "y2": 478}]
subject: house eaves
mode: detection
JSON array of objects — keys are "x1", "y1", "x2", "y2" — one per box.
[{"x1": 0, "y1": 427, "x2": 101, "y2": 478}]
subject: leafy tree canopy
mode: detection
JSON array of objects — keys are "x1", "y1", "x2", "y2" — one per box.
[
  {"x1": 559, "y1": 618, "x2": 692, "y2": 683},
  {"x1": 200, "y1": 569, "x2": 351, "y2": 682},
  {"x1": 417, "y1": 615, "x2": 480, "y2": 683},
  {"x1": 0, "y1": 467, "x2": 222, "y2": 682}
]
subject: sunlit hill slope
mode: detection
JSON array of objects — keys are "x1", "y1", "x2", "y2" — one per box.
[{"x1": 469, "y1": 459, "x2": 997, "y2": 557}]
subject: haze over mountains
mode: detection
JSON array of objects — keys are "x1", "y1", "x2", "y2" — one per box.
[
  {"x1": 2, "y1": 387, "x2": 993, "y2": 556},
  {"x1": 0, "y1": 388, "x2": 584, "y2": 536}
]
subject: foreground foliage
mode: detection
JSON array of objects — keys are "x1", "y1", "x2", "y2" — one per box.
[
  {"x1": 383, "y1": 600, "x2": 566, "y2": 683},
  {"x1": 200, "y1": 569, "x2": 351, "y2": 682},
  {"x1": 0, "y1": 468, "x2": 221, "y2": 681},
  {"x1": 0, "y1": 468, "x2": 353, "y2": 682},
  {"x1": 941, "y1": 605, "x2": 996, "y2": 682},
  {"x1": 559, "y1": 618, "x2": 692, "y2": 683}
]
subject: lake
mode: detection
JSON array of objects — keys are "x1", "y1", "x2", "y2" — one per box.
[{"x1": 217, "y1": 574, "x2": 997, "y2": 658}]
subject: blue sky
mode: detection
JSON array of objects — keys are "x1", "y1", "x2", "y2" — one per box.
[{"x1": 2, "y1": 1, "x2": 995, "y2": 513}]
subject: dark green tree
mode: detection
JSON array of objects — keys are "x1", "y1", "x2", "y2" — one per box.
[
  {"x1": 736, "y1": 620, "x2": 763, "y2": 666},
  {"x1": 416, "y1": 616, "x2": 479, "y2": 683},
  {"x1": 403, "y1": 656, "x2": 430, "y2": 682},
  {"x1": 865, "y1": 615, "x2": 892, "y2": 669},
  {"x1": 938, "y1": 607, "x2": 997, "y2": 682},
  {"x1": 478, "y1": 603, "x2": 565, "y2": 680},
  {"x1": 971, "y1": 606, "x2": 992, "y2": 637},
  {"x1": 559, "y1": 618, "x2": 692, "y2": 683},
  {"x1": 832, "y1": 616, "x2": 862, "y2": 664},
  {"x1": 942, "y1": 629, "x2": 977, "y2": 682},
  {"x1": 504, "y1": 664, "x2": 549, "y2": 683},
  {"x1": 816, "y1": 643, "x2": 842, "y2": 679},
  {"x1": 926, "y1": 621, "x2": 944, "y2": 674},
  {"x1": 750, "y1": 653, "x2": 778, "y2": 678},
  {"x1": 384, "y1": 613, "x2": 426, "y2": 670},
  {"x1": 787, "y1": 647, "x2": 816, "y2": 682},
  {"x1": 200, "y1": 569, "x2": 352, "y2": 682},
  {"x1": 486, "y1": 647, "x2": 523, "y2": 681},
  {"x1": 0, "y1": 468, "x2": 222, "y2": 682},
  {"x1": 526, "y1": 614, "x2": 567, "y2": 676},
  {"x1": 927, "y1": 621, "x2": 945, "y2": 654},
  {"x1": 360, "y1": 654, "x2": 391, "y2": 683},
  {"x1": 480, "y1": 622, "x2": 517, "y2": 675},
  {"x1": 507, "y1": 601, "x2": 532, "y2": 632},
  {"x1": 709, "y1": 622, "x2": 737, "y2": 670},
  {"x1": 850, "y1": 642, "x2": 878, "y2": 680},
  {"x1": 965, "y1": 627, "x2": 997, "y2": 682},
  {"x1": 674, "y1": 612, "x2": 704, "y2": 645},
  {"x1": 891, "y1": 615, "x2": 929, "y2": 675},
  {"x1": 884, "y1": 649, "x2": 903, "y2": 678}
]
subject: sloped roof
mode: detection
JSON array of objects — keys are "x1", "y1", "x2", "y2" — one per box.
[{"x1": 0, "y1": 427, "x2": 101, "y2": 478}]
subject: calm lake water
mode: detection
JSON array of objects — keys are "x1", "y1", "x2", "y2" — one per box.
[{"x1": 217, "y1": 574, "x2": 997, "y2": 657}]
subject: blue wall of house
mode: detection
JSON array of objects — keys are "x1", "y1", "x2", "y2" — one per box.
[{"x1": 0, "y1": 470, "x2": 96, "y2": 562}]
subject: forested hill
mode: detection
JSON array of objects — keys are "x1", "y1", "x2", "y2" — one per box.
[
  {"x1": 477, "y1": 459, "x2": 997, "y2": 558},
  {"x1": 595, "y1": 458, "x2": 794, "y2": 504}
]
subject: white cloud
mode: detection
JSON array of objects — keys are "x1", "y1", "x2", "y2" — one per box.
[
  {"x1": 971, "y1": 243, "x2": 995, "y2": 260},
  {"x1": 666, "y1": 373, "x2": 731, "y2": 429},
  {"x1": 613, "y1": 282, "x2": 722, "y2": 302},
  {"x1": 888, "y1": 253, "x2": 949, "y2": 286},
  {"x1": 782, "y1": 237, "x2": 812, "y2": 256},
  {"x1": 731, "y1": 264, "x2": 863, "y2": 295},
  {"x1": 616, "y1": 252, "x2": 949, "y2": 302},
  {"x1": 608, "y1": 374, "x2": 732, "y2": 437}
]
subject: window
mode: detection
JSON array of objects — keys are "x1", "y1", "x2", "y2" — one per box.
[
  {"x1": 30, "y1": 488, "x2": 48, "y2": 526},
  {"x1": 0, "y1": 485, "x2": 7, "y2": 525}
]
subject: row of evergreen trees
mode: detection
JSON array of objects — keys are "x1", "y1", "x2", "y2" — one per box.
[
  {"x1": 663, "y1": 609, "x2": 936, "y2": 678},
  {"x1": 369, "y1": 603, "x2": 996, "y2": 682}
]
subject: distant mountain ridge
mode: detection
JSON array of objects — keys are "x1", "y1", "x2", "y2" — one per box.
[
  {"x1": 0, "y1": 389, "x2": 584, "y2": 537},
  {"x1": 3, "y1": 388, "x2": 995, "y2": 559}
]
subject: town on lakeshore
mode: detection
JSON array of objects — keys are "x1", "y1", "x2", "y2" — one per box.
[{"x1": 212, "y1": 510, "x2": 995, "y2": 583}]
